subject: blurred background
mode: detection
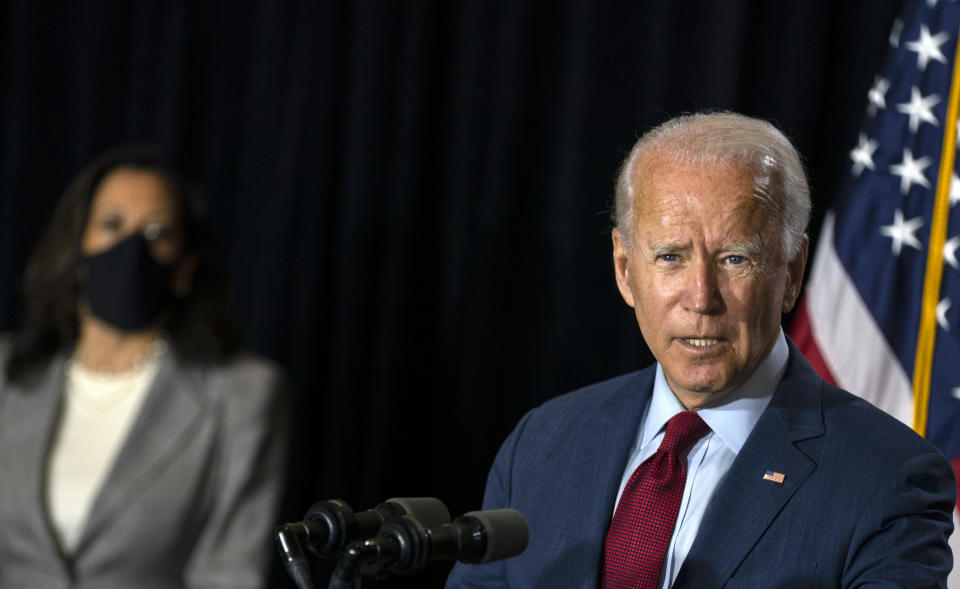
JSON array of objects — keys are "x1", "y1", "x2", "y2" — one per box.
[{"x1": 0, "y1": 1, "x2": 901, "y2": 586}]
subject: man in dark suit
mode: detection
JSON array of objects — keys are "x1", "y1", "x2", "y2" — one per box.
[{"x1": 445, "y1": 112, "x2": 956, "y2": 588}]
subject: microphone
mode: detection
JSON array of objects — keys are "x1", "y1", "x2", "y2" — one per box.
[
  {"x1": 276, "y1": 497, "x2": 451, "y2": 589},
  {"x1": 330, "y1": 508, "x2": 529, "y2": 583},
  {"x1": 419, "y1": 508, "x2": 530, "y2": 566}
]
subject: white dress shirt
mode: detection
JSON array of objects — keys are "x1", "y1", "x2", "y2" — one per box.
[{"x1": 613, "y1": 329, "x2": 789, "y2": 588}]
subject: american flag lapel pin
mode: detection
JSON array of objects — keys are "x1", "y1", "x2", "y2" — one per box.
[{"x1": 763, "y1": 470, "x2": 785, "y2": 485}]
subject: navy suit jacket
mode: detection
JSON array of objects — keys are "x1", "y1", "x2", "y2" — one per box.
[{"x1": 446, "y1": 342, "x2": 956, "y2": 588}]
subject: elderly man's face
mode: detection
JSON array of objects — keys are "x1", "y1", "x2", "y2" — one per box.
[{"x1": 612, "y1": 155, "x2": 806, "y2": 410}]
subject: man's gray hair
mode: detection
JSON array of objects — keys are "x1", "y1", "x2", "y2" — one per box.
[{"x1": 613, "y1": 112, "x2": 811, "y2": 260}]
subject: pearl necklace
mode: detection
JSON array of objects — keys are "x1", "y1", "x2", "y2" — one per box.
[
  {"x1": 65, "y1": 340, "x2": 166, "y2": 413},
  {"x1": 70, "y1": 339, "x2": 168, "y2": 375}
]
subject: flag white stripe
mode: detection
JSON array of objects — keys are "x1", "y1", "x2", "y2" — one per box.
[
  {"x1": 806, "y1": 212, "x2": 914, "y2": 427},
  {"x1": 951, "y1": 510, "x2": 960, "y2": 588}
]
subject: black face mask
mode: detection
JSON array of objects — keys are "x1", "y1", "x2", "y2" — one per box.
[{"x1": 81, "y1": 232, "x2": 174, "y2": 332}]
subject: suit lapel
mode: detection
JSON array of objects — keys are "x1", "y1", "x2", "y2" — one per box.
[
  {"x1": 557, "y1": 369, "x2": 655, "y2": 583},
  {"x1": 75, "y1": 353, "x2": 206, "y2": 551},
  {"x1": 0, "y1": 354, "x2": 69, "y2": 558},
  {"x1": 675, "y1": 344, "x2": 825, "y2": 588}
]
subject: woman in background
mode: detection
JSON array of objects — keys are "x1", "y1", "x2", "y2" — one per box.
[{"x1": 0, "y1": 146, "x2": 288, "y2": 588}]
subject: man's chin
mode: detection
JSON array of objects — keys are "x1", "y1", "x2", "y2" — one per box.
[
  {"x1": 664, "y1": 367, "x2": 730, "y2": 394},
  {"x1": 663, "y1": 371, "x2": 739, "y2": 408}
]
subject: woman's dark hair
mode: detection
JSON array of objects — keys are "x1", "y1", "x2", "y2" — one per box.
[{"x1": 5, "y1": 145, "x2": 242, "y2": 381}]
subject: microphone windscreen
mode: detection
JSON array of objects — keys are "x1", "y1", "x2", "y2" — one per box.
[
  {"x1": 463, "y1": 508, "x2": 529, "y2": 563},
  {"x1": 386, "y1": 497, "x2": 451, "y2": 528}
]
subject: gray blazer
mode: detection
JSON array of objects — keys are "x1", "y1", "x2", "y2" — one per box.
[{"x1": 0, "y1": 342, "x2": 289, "y2": 589}]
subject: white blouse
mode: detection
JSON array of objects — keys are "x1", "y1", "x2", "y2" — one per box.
[{"x1": 46, "y1": 351, "x2": 161, "y2": 554}]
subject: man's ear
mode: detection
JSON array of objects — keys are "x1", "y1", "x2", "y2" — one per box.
[
  {"x1": 782, "y1": 235, "x2": 808, "y2": 313},
  {"x1": 612, "y1": 228, "x2": 636, "y2": 308}
]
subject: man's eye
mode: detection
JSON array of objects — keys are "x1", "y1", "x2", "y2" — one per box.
[
  {"x1": 726, "y1": 255, "x2": 745, "y2": 265},
  {"x1": 659, "y1": 254, "x2": 678, "y2": 262}
]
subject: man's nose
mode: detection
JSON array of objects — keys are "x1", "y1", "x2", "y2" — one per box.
[{"x1": 681, "y1": 260, "x2": 723, "y2": 314}]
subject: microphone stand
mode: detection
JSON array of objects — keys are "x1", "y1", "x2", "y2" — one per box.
[
  {"x1": 327, "y1": 540, "x2": 391, "y2": 589},
  {"x1": 328, "y1": 515, "x2": 425, "y2": 588}
]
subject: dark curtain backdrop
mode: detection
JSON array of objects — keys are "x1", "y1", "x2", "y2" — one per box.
[{"x1": 0, "y1": 1, "x2": 900, "y2": 586}]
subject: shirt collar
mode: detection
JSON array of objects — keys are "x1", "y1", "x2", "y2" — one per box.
[{"x1": 642, "y1": 328, "x2": 788, "y2": 454}]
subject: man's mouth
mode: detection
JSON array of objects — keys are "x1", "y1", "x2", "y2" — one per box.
[{"x1": 682, "y1": 337, "x2": 720, "y2": 347}]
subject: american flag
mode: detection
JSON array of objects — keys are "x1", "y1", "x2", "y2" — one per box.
[
  {"x1": 762, "y1": 470, "x2": 785, "y2": 485},
  {"x1": 789, "y1": 0, "x2": 960, "y2": 578}
]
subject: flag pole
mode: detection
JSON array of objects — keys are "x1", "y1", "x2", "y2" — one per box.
[{"x1": 912, "y1": 25, "x2": 960, "y2": 436}]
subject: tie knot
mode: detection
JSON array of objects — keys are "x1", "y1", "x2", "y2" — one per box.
[{"x1": 660, "y1": 411, "x2": 710, "y2": 455}]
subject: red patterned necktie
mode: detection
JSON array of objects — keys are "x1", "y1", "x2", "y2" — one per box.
[{"x1": 601, "y1": 411, "x2": 711, "y2": 589}]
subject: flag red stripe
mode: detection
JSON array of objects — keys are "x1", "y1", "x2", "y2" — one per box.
[{"x1": 789, "y1": 297, "x2": 838, "y2": 386}]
